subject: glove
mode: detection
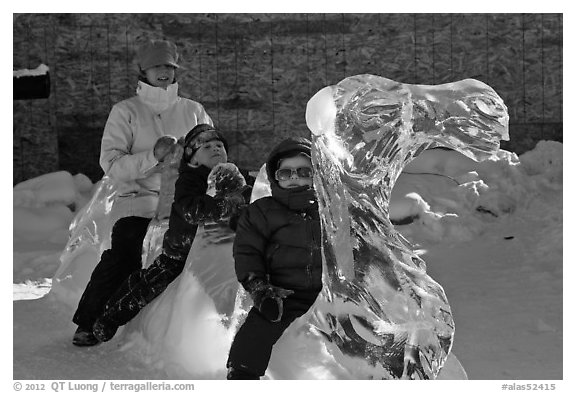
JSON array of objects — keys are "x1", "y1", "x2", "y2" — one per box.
[
  {"x1": 153, "y1": 135, "x2": 178, "y2": 162},
  {"x1": 244, "y1": 276, "x2": 294, "y2": 323},
  {"x1": 207, "y1": 163, "x2": 247, "y2": 197}
]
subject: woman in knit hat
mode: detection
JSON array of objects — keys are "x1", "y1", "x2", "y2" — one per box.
[
  {"x1": 72, "y1": 39, "x2": 214, "y2": 346},
  {"x1": 90, "y1": 124, "x2": 254, "y2": 343}
]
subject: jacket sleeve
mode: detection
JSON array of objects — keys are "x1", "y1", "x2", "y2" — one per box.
[
  {"x1": 172, "y1": 171, "x2": 226, "y2": 224},
  {"x1": 99, "y1": 104, "x2": 158, "y2": 182},
  {"x1": 233, "y1": 203, "x2": 269, "y2": 286},
  {"x1": 227, "y1": 169, "x2": 256, "y2": 231}
]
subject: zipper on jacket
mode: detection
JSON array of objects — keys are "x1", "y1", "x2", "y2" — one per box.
[
  {"x1": 306, "y1": 264, "x2": 313, "y2": 288},
  {"x1": 302, "y1": 211, "x2": 314, "y2": 288}
]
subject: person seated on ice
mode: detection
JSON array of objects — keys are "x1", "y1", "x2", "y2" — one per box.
[
  {"x1": 71, "y1": 39, "x2": 214, "y2": 347},
  {"x1": 226, "y1": 137, "x2": 322, "y2": 380},
  {"x1": 87, "y1": 124, "x2": 254, "y2": 344}
]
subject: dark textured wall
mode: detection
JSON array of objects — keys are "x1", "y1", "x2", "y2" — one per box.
[{"x1": 13, "y1": 13, "x2": 563, "y2": 184}]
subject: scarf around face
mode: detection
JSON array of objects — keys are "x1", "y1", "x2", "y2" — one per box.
[
  {"x1": 136, "y1": 81, "x2": 179, "y2": 113},
  {"x1": 270, "y1": 182, "x2": 317, "y2": 213}
]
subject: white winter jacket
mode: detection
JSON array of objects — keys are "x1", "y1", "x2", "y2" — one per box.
[{"x1": 100, "y1": 81, "x2": 213, "y2": 218}]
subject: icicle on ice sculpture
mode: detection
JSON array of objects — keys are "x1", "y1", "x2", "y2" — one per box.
[{"x1": 305, "y1": 75, "x2": 509, "y2": 379}]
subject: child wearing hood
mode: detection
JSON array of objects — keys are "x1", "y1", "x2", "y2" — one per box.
[
  {"x1": 91, "y1": 124, "x2": 253, "y2": 342},
  {"x1": 226, "y1": 137, "x2": 322, "y2": 379}
]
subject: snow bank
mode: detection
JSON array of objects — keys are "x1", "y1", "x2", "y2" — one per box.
[
  {"x1": 14, "y1": 170, "x2": 93, "y2": 209},
  {"x1": 13, "y1": 171, "x2": 93, "y2": 243},
  {"x1": 13, "y1": 171, "x2": 95, "y2": 282},
  {"x1": 391, "y1": 141, "x2": 562, "y2": 243}
]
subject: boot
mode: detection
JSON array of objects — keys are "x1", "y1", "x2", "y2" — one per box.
[
  {"x1": 92, "y1": 318, "x2": 119, "y2": 343},
  {"x1": 72, "y1": 326, "x2": 99, "y2": 347},
  {"x1": 226, "y1": 367, "x2": 260, "y2": 380}
]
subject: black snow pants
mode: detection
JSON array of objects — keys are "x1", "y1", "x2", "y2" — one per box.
[
  {"x1": 72, "y1": 216, "x2": 152, "y2": 329},
  {"x1": 226, "y1": 290, "x2": 320, "y2": 377},
  {"x1": 97, "y1": 252, "x2": 187, "y2": 327}
]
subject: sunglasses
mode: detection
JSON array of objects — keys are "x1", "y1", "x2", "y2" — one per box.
[{"x1": 275, "y1": 166, "x2": 313, "y2": 181}]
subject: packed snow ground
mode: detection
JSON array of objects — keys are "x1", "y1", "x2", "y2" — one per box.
[{"x1": 10, "y1": 141, "x2": 563, "y2": 385}]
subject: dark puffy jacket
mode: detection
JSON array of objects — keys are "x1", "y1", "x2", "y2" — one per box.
[
  {"x1": 233, "y1": 137, "x2": 322, "y2": 292},
  {"x1": 162, "y1": 163, "x2": 253, "y2": 261}
]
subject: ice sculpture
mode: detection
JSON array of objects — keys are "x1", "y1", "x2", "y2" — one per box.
[
  {"x1": 119, "y1": 163, "x2": 248, "y2": 378},
  {"x1": 50, "y1": 74, "x2": 506, "y2": 380},
  {"x1": 141, "y1": 142, "x2": 184, "y2": 268},
  {"x1": 305, "y1": 75, "x2": 509, "y2": 379},
  {"x1": 52, "y1": 141, "x2": 185, "y2": 308},
  {"x1": 50, "y1": 177, "x2": 119, "y2": 309}
]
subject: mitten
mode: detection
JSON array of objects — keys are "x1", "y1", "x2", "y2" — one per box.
[
  {"x1": 244, "y1": 276, "x2": 294, "y2": 322},
  {"x1": 207, "y1": 163, "x2": 247, "y2": 197},
  {"x1": 153, "y1": 135, "x2": 178, "y2": 162}
]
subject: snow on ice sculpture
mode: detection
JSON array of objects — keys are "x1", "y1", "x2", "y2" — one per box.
[{"x1": 304, "y1": 75, "x2": 509, "y2": 379}]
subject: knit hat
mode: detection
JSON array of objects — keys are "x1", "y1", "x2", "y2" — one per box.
[
  {"x1": 183, "y1": 124, "x2": 229, "y2": 162},
  {"x1": 137, "y1": 40, "x2": 180, "y2": 71}
]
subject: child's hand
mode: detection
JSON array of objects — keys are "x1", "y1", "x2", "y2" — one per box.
[{"x1": 153, "y1": 135, "x2": 178, "y2": 162}]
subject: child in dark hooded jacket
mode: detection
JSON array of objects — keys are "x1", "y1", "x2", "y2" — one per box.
[
  {"x1": 91, "y1": 124, "x2": 253, "y2": 343},
  {"x1": 226, "y1": 136, "x2": 322, "y2": 379}
]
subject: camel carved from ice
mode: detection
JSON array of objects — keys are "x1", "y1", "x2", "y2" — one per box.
[{"x1": 51, "y1": 74, "x2": 507, "y2": 379}]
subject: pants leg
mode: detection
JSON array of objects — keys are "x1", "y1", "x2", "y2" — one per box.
[
  {"x1": 98, "y1": 253, "x2": 186, "y2": 327},
  {"x1": 227, "y1": 291, "x2": 320, "y2": 377},
  {"x1": 227, "y1": 308, "x2": 295, "y2": 377},
  {"x1": 72, "y1": 216, "x2": 151, "y2": 329}
]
